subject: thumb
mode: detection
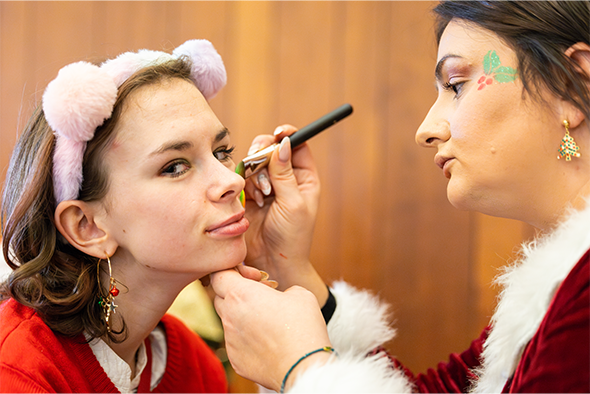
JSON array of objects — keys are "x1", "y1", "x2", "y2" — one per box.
[
  {"x1": 267, "y1": 137, "x2": 301, "y2": 199},
  {"x1": 210, "y1": 268, "x2": 245, "y2": 298}
]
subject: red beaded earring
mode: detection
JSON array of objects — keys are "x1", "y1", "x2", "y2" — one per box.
[{"x1": 97, "y1": 254, "x2": 119, "y2": 332}]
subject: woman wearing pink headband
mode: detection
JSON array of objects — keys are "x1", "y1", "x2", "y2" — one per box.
[
  {"x1": 210, "y1": 1, "x2": 590, "y2": 393},
  {"x1": 0, "y1": 39, "x2": 275, "y2": 392}
]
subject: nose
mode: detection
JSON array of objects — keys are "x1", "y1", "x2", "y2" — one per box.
[
  {"x1": 415, "y1": 103, "x2": 451, "y2": 148},
  {"x1": 207, "y1": 160, "x2": 246, "y2": 204}
]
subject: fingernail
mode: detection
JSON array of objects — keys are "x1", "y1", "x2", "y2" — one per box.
[
  {"x1": 259, "y1": 270, "x2": 269, "y2": 281},
  {"x1": 254, "y1": 189, "x2": 264, "y2": 208},
  {"x1": 278, "y1": 137, "x2": 290, "y2": 163},
  {"x1": 265, "y1": 280, "x2": 279, "y2": 289},
  {"x1": 258, "y1": 173, "x2": 271, "y2": 196},
  {"x1": 273, "y1": 126, "x2": 284, "y2": 136},
  {"x1": 248, "y1": 143, "x2": 261, "y2": 156}
]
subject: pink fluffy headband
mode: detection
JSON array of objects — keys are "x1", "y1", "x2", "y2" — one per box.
[{"x1": 43, "y1": 39, "x2": 226, "y2": 204}]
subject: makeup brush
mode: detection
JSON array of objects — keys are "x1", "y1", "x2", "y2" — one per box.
[{"x1": 235, "y1": 103, "x2": 353, "y2": 179}]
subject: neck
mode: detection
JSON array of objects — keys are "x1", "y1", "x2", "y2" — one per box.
[
  {"x1": 532, "y1": 180, "x2": 590, "y2": 232},
  {"x1": 99, "y1": 257, "x2": 200, "y2": 377}
]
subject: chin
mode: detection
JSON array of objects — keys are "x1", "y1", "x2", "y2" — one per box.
[
  {"x1": 446, "y1": 185, "x2": 479, "y2": 212},
  {"x1": 447, "y1": 185, "x2": 468, "y2": 210},
  {"x1": 448, "y1": 187, "x2": 508, "y2": 218},
  {"x1": 223, "y1": 242, "x2": 248, "y2": 267}
]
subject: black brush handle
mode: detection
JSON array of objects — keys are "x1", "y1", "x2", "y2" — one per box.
[{"x1": 289, "y1": 104, "x2": 353, "y2": 148}]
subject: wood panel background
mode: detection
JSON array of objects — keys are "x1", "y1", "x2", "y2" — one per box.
[{"x1": 0, "y1": 2, "x2": 533, "y2": 391}]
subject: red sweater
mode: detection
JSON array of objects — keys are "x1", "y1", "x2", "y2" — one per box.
[{"x1": 0, "y1": 299, "x2": 227, "y2": 393}]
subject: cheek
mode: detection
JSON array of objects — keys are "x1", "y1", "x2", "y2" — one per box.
[
  {"x1": 452, "y1": 84, "x2": 520, "y2": 144},
  {"x1": 108, "y1": 185, "x2": 207, "y2": 244}
]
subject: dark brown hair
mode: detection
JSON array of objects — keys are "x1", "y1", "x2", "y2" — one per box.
[
  {"x1": 433, "y1": 1, "x2": 590, "y2": 119},
  {"x1": 1, "y1": 57, "x2": 194, "y2": 342}
]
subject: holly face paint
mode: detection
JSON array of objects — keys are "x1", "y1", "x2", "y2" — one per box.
[{"x1": 477, "y1": 50, "x2": 518, "y2": 90}]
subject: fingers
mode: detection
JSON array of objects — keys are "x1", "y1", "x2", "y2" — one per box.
[
  {"x1": 248, "y1": 134, "x2": 275, "y2": 156},
  {"x1": 273, "y1": 124, "x2": 298, "y2": 139},
  {"x1": 210, "y1": 268, "x2": 244, "y2": 299},
  {"x1": 267, "y1": 137, "x2": 303, "y2": 202},
  {"x1": 244, "y1": 125, "x2": 299, "y2": 208},
  {"x1": 211, "y1": 266, "x2": 278, "y2": 300},
  {"x1": 235, "y1": 263, "x2": 264, "y2": 281},
  {"x1": 245, "y1": 170, "x2": 271, "y2": 208},
  {"x1": 211, "y1": 267, "x2": 278, "y2": 321},
  {"x1": 236, "y1": 264, "x2": 279, "y2": 289}
]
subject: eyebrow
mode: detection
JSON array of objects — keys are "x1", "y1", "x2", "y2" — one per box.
[
  {"x1": 149, "y1": 127, "x2": 230, "y2": 157},
  {"x1": 150, "y1": 140, "x2": 194, "y2": 157},
  {"x1": 435, "y1": 54, "x2": 464, "y2": 82},
  {"x1": 214, "y1": 127, "x2": 230, "y2": 144}
]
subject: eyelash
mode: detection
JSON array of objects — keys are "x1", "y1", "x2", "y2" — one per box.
[
  {"x1": 161, "y1": 160, "x2": 190, "y2": 178},
  {"x1": 160, "y1": 145, "x2": 236, "y2": 178},
  {"x1": 214, "y1": 145, "x2": 235, "y2": 162},
  {"x1": 442, "y1": 81, "x2": 465, "y2": 98}
]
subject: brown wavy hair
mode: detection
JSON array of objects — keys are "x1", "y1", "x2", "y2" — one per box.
[
  {"x1": 1, "y1": 57, "x2": 194, "y2": 342},
  {"x1": 433, "y1": 1, "x2": 590, "y2": 120}
]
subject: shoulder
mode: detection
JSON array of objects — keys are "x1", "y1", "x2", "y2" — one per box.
[
  {"x1": 511, "y1": 250, "x2": 589, "y2": 392},
  {"x1": 0, "y1": 298, "x2": 55, "y2": 357},
  {"x1": 0, "y1": 299, "x2": 94, "y2": 392},
  {"x1": 547, "y1": 249, "x2": 589, "y2": 320}
]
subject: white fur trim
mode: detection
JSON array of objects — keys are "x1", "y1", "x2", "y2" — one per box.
[
  {"x1": 328, "y1": 281, "x2": 396, "y2": 356},
  {"x1": 289, "y1": 353, "x2": 413, "y2": 393},
  {"x1": 473, "y1": 203, "x2": 590, "y2": 392},
  {"x1": 290, "y1": 204, "x2": 590, "y2": 393}
]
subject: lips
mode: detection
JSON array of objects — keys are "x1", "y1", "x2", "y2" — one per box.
[
  {"x1": 206, "y1": 212, "x2": 250, "y2": 237},
  {"x1": 435, "y1": 154, "x2": 454, "y2": 179}
]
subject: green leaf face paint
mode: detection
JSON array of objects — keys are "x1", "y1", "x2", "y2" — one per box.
[
  {"x1": 483, "y1": 50, "x2": 501, "y2": 74},
  {"x1": 478, "y1": 50, "x2": 518, "y2": 90}
]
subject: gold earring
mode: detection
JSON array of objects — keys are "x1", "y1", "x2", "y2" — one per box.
[
  {"x1": 97, "y1": 254, "x2": 119, "y2": 332},
  {"x1": 558, "y1": 120, "x2": 581, "y2": 161}
]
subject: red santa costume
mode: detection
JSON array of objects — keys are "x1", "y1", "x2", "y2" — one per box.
[{"x1": 289, "y1": 203, "x2": 590, "y2": 393}]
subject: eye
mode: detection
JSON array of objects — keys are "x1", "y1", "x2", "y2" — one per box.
[
  {"x1": 213, "y1": 145, "x2": 235, "y2": 162},
  {"x1": 161, "y1": 160, "x2": 190, "y2": 178},
  {"x1": 442, "y1": 80, "x2": 465, "y2": 98}
]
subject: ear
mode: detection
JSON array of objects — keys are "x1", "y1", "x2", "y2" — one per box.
[
  {"x1": 54, "y1": 200, "x2": 118, "y2": 259},
  {"x1": 563, "y1": 42, "x2": 590, "y2": 129}
]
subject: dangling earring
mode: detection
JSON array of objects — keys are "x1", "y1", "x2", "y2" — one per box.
[
  {"x1": 558, "y1": 120, "x2": 581, "y2": 161},
  {"x1": 97, "y1": 254, "x2": 119, "y2": 332}
]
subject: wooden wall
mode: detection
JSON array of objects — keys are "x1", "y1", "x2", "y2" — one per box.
[{"x1": 0, "y1": 1, "x2": 532, "y2": 390}]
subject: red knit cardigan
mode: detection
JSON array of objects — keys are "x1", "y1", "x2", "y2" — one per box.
[{"x1": 0, "y1": 299, "x2": 227, "y2": 393}]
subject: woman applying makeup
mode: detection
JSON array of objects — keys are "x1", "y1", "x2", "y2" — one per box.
[
  {"x1": 0, "y1": 40, "x2": 271, "y2": 392},
  {"x1": 211, "y1": 1, "x2": 590, "y2": 392}
]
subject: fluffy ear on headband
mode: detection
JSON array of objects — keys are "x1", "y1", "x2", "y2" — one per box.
[{"x1": 43, "y1": 39, "x2": 226, "y2": 204}]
